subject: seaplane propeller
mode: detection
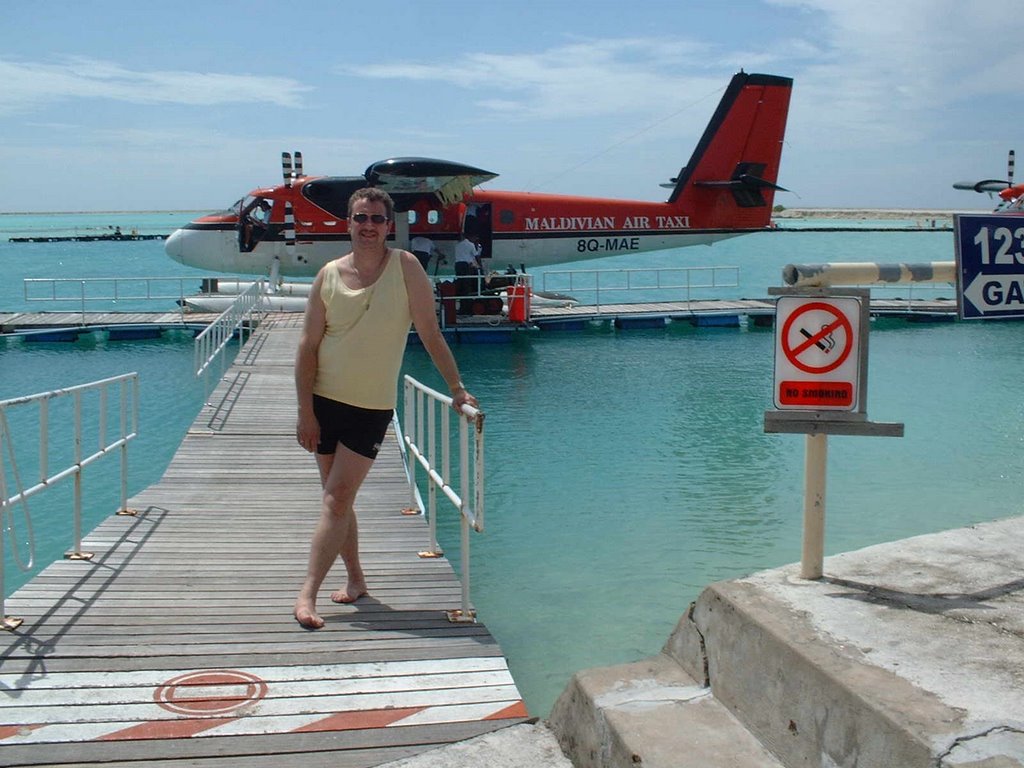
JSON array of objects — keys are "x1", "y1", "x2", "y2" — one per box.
[
  {"x1": 953, "y1": 149, "x2": 1015, "y2": 194},
  {"x1": 273, "y1": 151, "x2": 306, "y2": 290}
]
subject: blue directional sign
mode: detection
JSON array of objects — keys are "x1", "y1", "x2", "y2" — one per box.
[{"x1": 956, "y1": 213, "x2": 1024, "y2": 319}]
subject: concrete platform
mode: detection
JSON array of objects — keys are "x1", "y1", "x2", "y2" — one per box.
[
  {"x1": 548, "y1": 515, "x2": 1024, "y2": 767},
  {"x1": 378, "y1": 722, "x2": 574, "y2": 768}
]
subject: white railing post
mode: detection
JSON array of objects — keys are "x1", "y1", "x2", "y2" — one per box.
[
  {"x1": 403, "y1": 385, "x2": 417, "y2": 513},
  {"x1": 474, "y1": 411, "x2": 486, "y2": 534},
  {"x1": 69, "y1": 390, "x2": 88, "y2": 560},
  {"x1": 0, "y1": 510, "x2": 8, "y2": 628},
  {"x1": 0, "y1": 419, "x2": 13, "y2": 630},
  {"x1": 458, "y1": 415, "x2": 471, "y2": 619},
  {"x1": 116, "y1": 377, "x2": 137, "y2": 517},
  {"x1": 428, "y1": 393, "x2": 440, "y2": 555},
  {"x1": 39, "y1": 400, "x2": 48, "y2": 482}
]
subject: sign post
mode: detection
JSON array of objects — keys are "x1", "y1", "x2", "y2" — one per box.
[{"x1": 765, "y1": 287, "x2": 903, "y2": 579}]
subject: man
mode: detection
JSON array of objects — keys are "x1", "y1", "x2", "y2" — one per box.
[
  {"x1": 410, "y1": 234, "x2": 440, "y2": 272},
  {"x1": 454, "y1": 232, "x2": 483, "y2": 313},
  {"x1": 293, "y1": 187, "x2": 477, "y2": 630}
]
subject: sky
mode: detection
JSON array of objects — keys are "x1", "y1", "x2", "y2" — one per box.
[{"x1": 1, "y1": 0, "x2": 1019, "y2": 212}]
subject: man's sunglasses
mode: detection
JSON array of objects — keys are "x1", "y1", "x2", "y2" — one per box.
[{"x1": 350, "y1": 213, "x2": 389, "y2": 224}]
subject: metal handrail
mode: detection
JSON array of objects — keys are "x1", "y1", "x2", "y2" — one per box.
[
  {"x1": 23, "y1": 276, "x2": 207, "y2": 323},
  {"x1": 852, "y1": 281, "x2": 957, "y2": 309},
  {"x1": 0, "y1": 372, "x2": 139, "y2": 630},
  {"x1": 401, "y1": 375, "x2": 485, "y2": 623},
  {"x1": 193, "y1": 282, "x2": 267, "y2": 390},
  {"x1": 540, "y1": 265, "x2": 740, "y2": 310}
]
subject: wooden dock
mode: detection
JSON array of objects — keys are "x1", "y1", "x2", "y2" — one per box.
[
  {"x1": 0, "y1": 310, "x2": 220, "y2": 338},
  {"x1": 0, "y1": 313, "x2": 527, "y2": 767},
  {"x1": 1, "y1": 295, "x2": 960, "y2": 343},
  {"x1": 528, "y1": 296, "x2": 958, "y2": 329}
]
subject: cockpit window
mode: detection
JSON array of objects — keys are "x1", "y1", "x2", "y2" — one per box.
[{"x1": 238, "y1": 196, "x2": 273, "y2": 252}]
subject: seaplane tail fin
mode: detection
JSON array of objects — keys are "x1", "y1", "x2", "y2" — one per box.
[{"x1": 668, "y1": 72, "x2": 792, "y2": 229}]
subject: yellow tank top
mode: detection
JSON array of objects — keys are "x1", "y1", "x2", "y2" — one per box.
[{"x1": 313, "y1": 249, "x2": 412, "y2": 409}]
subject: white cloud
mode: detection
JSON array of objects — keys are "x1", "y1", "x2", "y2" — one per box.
[
  {"x1": 0, "y1": 56, "x2": 313, "y2": 115},
  {"x1": 770, "y1": 0, "x2": 1021, "y2": 138},
  {"x1": 347, "y1": 38, "x2": 723, "y2": 121}
]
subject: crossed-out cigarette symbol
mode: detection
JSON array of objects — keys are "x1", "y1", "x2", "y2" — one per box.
[
  {"x1": 781, "y1": 301, "x2": 854, "y2": 375},
  {"x1": 799, "y1": 325, "x2": 836, "y2": 353}
]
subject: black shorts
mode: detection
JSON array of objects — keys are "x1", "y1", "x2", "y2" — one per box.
[{"x1": 312, "y1": 395, "x2": 393, "y2": 459}]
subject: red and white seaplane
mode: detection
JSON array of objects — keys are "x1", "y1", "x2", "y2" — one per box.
[{"x1": 165, "y1": 71, "x2": 792, "y2": 309}]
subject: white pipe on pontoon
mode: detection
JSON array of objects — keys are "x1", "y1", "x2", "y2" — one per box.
[
  {"x1": 200, "y1": 279, "x2": 313, "y2": 296},
  {"x1": 782, "y1": 261, "x2": 956, "y2": 288}
]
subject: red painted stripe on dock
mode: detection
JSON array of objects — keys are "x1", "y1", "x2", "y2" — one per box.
[
  {"x1": 485, "y1": 700, "x2": 530, "y2": 720},
  {"x1": 291, "y1": 706, "x2": 426, "y2": 732},
  {"x1": 98, "y1": 717, "x2": 235, "y2": 741}
]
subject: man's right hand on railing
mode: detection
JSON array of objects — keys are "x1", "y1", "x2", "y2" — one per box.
[{"x1": 450, "y1": 384, "x2": 478, "y2": 413}]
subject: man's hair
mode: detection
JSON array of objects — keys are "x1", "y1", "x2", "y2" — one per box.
[{"x1": 348, "y1": 187, "x2": 395, "y2": 220}]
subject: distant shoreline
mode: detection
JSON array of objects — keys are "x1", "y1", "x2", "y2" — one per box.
[
  {"x1": 0, "y1": 210, "x2": 207, "y2": 216},
  {"x1": 773, "y1": 207, "x2": 986, "y2": 220}
]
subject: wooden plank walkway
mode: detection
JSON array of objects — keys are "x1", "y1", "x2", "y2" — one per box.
[{"x1": 0, "y1": 313, "x2": 527, "y2": 767}]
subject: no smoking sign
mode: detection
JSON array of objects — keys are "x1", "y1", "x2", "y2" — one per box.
[{"x1": 773, "y1": 296, "x2": 863, "y2": 411}]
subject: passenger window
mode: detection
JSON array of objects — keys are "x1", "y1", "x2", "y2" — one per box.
[
  {"x1": 500, "y1": 209, "x2": 514, "y2": 225},
  {"x1": 428, "y1": 210, "x2": 441, "y2": 225},
  {"x1": 408, "y1": 211, "x2": 418, "y2": 225}
]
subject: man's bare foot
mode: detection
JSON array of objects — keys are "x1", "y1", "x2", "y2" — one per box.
[
  {"x1": 294, "y1": 599, "x2": 325, "y2": 629},
  {"x1": 330, "y1": 581, "x2": 368, "y2": 604}
]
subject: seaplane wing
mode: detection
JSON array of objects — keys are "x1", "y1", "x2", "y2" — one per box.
[
  {"x1": 364, "y1": 157, "x2": 498, "y2": 205},
  {"x1": 165, "y1": 71, "x2": 793, "y2": 277}
]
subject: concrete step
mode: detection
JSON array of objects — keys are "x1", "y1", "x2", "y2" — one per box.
[
  {"x1": 548, "y1": 653, "x2": 785, "y2": 767},
  {"x1": 547, "y1": 516, "x2": 1024, "y2": 767},
  {"x1": 660, "y1": 516, "x2": 1024, "y2": 767}
]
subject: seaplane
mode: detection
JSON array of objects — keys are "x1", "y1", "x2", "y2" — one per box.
[
  {"x1": 953, "y1": 149, "x2": 1024, "y2": 214},
  {"x1": 165, "y1": 70, "x2": 793, "y2": 312}
]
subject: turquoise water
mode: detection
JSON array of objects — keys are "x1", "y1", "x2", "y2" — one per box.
[{"x1": 3, "y1": 212, "x2": 1017, "y2": 718}]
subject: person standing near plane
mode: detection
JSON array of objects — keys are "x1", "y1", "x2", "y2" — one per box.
[
  {"x1": 454, "y1": 231, "x2": 483, "y2": 313},
  {"x1": 454, "y1": 231, "x2": 482, "y2": 272},
  {"x1": 293, "y1": 187, "x2": 478, "y2": 630},
  {"x1": 410, "y1": 234, "x2": 441, "y2": 272}
]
